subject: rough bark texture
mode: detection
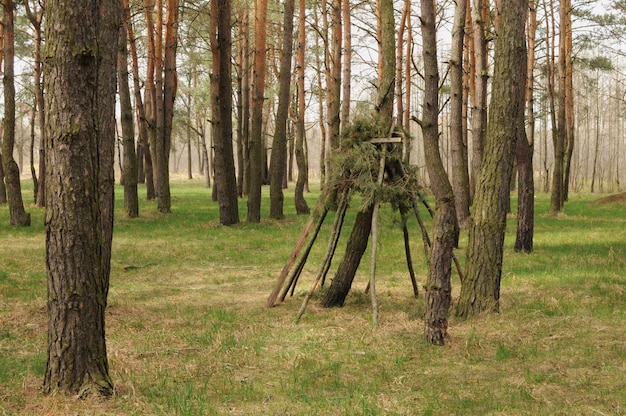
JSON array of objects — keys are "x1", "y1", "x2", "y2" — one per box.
[
  {"x1": 156, "y1": 0, "x2": 178, "y2": 214},
  {"x1": 515, "y1": 126, "x2": 534, "y2": 253},
  {"x1": 419, "y1": 0, "x2": 459, "y2": 345},
  {"x1": 248, "y1": 0, "x2": 268, "y2": 222},
  {"x1": 43, "y1": 0, "x2": 119, "y2": 396},
  {"x1": 449, "y1": 0, "x2": 471, "y2": 227},
  {"x1": 456, "y1": 0, "x2": 527, "y2": 318},
  {"x1": 269, "y1": 0, "x2": 295, "y2": 220},
  {"x1": 469, "y1": 0, "x2": 489, "y2": 200},
  {"x1": 561, "y1": 0, "x2": 574, "y2": 202},
  {"x1": 550, "y1": 0, "x2": 567, "y2": 214},
  {"x1": 2, "y1": 0, "x2": 31, "y2": 226},
  {"x1": 210, "y1": 0, "x2": 239, "y2": 225},
  {"x1": 24, "y1": 0, "x2": 46, "y2": 207},
  {"x1": 294, "y1": 0, "x2": 310, "y2": 215},
  {"x1": 515, "y1": 0, "x2": 537, "y2": 253},
  {"x1": 118, "y1": 20, "x2": 139, "y2": 218},
  {"x1": 321, "y1": 205, "x2": 374, "y2": 307}
]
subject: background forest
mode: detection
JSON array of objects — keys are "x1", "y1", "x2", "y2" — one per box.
[{"x1": 0, "y1": 0, "x2": 625, "y2": 209}]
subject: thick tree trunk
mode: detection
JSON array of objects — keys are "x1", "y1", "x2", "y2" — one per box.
[
  {"x1": 43, "y1": 0, "x2": 119, "y2": 396},
  {"x1": 321, "y1": 205, "x2": 375, "y2": 307},
  {"x1": 269, "y1": 0, "x2": 295, "y2": 220},
  {"x1": 118, "y1": 20, "x2": 139, "y2": 218},
  {"x1": 2, "y1": 0, "x2": 31, "y2": 227},
  {"x1": 456, "y1": 0, "x2": 527, "y2": 318},
  {"x1": 210, "y1": 0, "x2": 239, "y2": 225}
]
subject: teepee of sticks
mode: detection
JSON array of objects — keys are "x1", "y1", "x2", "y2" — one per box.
[{"x1": 266, "y1": 123, "x2": 463, "y2": 326}]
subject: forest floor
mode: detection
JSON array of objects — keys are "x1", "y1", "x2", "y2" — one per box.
[{"x1": 1, "y1": 178, "x2": 625, "y2": 415}]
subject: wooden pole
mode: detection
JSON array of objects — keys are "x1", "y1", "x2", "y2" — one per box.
[
  {"x1": 369, "y1": 148, "x2": 386, "y2": 328},
  {"x1": 294, "y1": 187, "x2": 351, "y2": 321},
  {"x1": 267, "y1": 193, "x2": 328, "y2": 307}
]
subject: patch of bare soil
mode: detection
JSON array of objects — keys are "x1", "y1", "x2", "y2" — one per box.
[{"x1": 588, "y1": 192, "x2": 626, "y2": 206}]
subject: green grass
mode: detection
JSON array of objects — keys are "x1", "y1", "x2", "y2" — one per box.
[{"x1": 1, "y1": 178, "x2": 625, "y2": 415}]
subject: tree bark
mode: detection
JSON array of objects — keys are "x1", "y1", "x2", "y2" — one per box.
[
  {"x1": 561, "y1": 0, "x2": 574, "y2": 202},
  {"x1": 118, "y1": 18, "x2": 139, "y2": 218},
  {"x1": 269, "y1": 0, "x2": 295, "y2": 220},
  {"x1": 43, "y1": 0, "x2": 119, "y2": 396},
  {"x1": 125, "y1": 0, "x2": 154, "y2": 196},
  {"x1": 456, "y1": 0, "x2": 527, "y2": 318},
  {"x1": 321, "y1": 205, "x2": 375, "y2": 307},
  {"x1": 248, "y1": 0, "x2": 269, "y2": 223},
  {"x1": 449, "y1": 0, "x2": 471, "y2": 227},
  {"x1": 294, "y1": 0, "x2": 310, "y2": 215},
  {"x1": 419, "y1": 0, "x2": 459, "y2": 345},
  {"x1": 210, "y1": 0, "x2": 239, "y2": 225},
  {"x1": 2, "y1": 0, "x2": 31, "y2": 227},
  {"x1": 24, "y1": 0, "x2": 46, "y2": 207},
  {"x1": 515, "y1": 0, "x2": 537, "y2": 253},
  {"x1": 469, "y1": 0, "x2": 489, "y2": 200},
  {"x1": 325, "y1": 0, "x2": 341, "y2": 186},
  {"x1": 157, "y1": 0, "x2": 178, "y2": 214},
  {"x1": 549, "y1": 0, "x2": 564, "y2": 214}
]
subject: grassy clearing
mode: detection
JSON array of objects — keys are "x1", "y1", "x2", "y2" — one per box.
[{"x1": 1, "y1": 179, "x2": 625, "y2": 415}]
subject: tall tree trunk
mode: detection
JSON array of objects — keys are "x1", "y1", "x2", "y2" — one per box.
[
  {"x1": 144, "y1": 0, "x2": 158, "y2": 200},
  {"x1": 325, "y1": 0, "x2": 341, "y2": 185},
  {"x1": 449, "y1": 0, "x2": 471, "y2": 227},
  {"x1": 403, "y1": 6, "x2": 413, "y2": 165},
  {"x1": 25, "y1": 0, "x2": 46, "y2": 207},
  {"x1": 314, "y1": 2, "x2": 328, "y2": 188},
  {"x1": 210, "y1": 0, "x2": 239, "y2": 225},
  {"x1": 469, "y1": 0, "x2": 489, "y2": 200},
  {"x1": 248, "y1": 0, "x2": 268, "y2": 223},
  {"x1": 156, "y1": 0, "x2": 178, "y2": 214},
  {"x1": 549, "y1": 0, "x2": 564, "y2": 214},
  {"x1": 515, "y1": 0, "x2": 537, "y2": 253},
  {"x1": 43, "y1": 0, "x2": 119, "y2": 395},
  {"x1": 118, "y1": 18, "x2": 139, "y2": 218},
  {"x1": 2, "y1": 0, "x2": 31, "y2": 226},
  {"x1": 270, "y1": 0, "x2": 295, "y2": 220},
  {"x1": 294, "y1": 0, "x2": 310, "y2": 215},
  {"x1": 125, "y1": 0, "x2": 154, "y2": 196},
  {"x1": 341, "y1": 0, "x2": 351, "y2": 129},
  {"x1": 561, "y1": 0, "x2": 574, "y2": 202},
  {"x1": 419, "y1": 0, "x2": 459, "y2": 345},
  {"x1": 235, "y1": 6, "x2": 250, "y2": 196},
  {"x1": 456, "y1": 0, "x2": 527, "y2": 318}
]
